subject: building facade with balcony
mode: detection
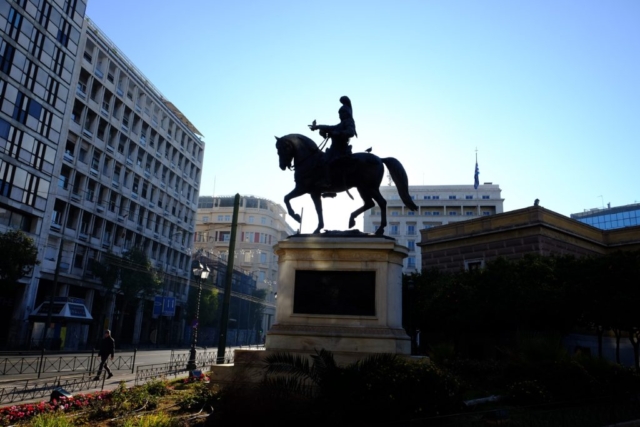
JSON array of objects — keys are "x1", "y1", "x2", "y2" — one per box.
[
  {"x1": 195, "y1": 195, "x2": 295, "y2": 333},
  {"x1": 362, "y1": 184, "x2": 504, "y2": 273},
  {"x1": 0, "y1": 5, "x2": 205, "y2": 349}
]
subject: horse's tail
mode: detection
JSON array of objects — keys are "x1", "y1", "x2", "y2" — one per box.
[{"x1": 382, "y1": 157, "x2": 418, "y2": 211}]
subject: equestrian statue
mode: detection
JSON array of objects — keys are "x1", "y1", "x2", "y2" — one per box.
[{"x1": 275, "y1": 96, "x2": 417, "y2": 235}]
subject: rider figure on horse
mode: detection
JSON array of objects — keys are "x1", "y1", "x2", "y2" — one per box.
[{"x1": 308, "y1": 96, "x2": 358, "y2": 188}]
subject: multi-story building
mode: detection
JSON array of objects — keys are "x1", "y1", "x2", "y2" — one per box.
[
  {"x1": 363, "y1": 184, "x2": 503, "y2": 273},
  {"x1": 419, "y1": 205, "x2": 640, "y2": 273},
  {"x1": 195, "y1": 195, "x2": 295, "y2": 332},
  {"x1": 570, "y1": 203, "x2": 640, "y2": 230},
  {"x1": 0, "y1": 0, "x2": 88, "y2": 346},
  {"x1": 0, "y1": 4, "x2": 204, "y2": 349}
]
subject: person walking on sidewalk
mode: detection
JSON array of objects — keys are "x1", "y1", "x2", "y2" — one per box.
[{"x1": 94, "y1": 329, "x2": 115, "y2": 380}]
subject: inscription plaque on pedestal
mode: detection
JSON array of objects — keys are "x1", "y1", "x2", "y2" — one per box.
[{"x1": 293, "y1": 270, "x2": 375, "y2": 316}]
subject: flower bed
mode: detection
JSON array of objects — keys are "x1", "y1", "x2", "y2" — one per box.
[{"x1": 0, "y1": 391, "x2": 111, "y2": 424}]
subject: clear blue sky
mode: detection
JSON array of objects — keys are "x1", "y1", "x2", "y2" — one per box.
[{"x1": 86, "y1": 1, "x2": 640, "y2": 233}]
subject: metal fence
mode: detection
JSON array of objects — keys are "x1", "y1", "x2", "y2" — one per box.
[
  {"x1": 0, "y1": 373, "x2": 105, "y2": 404},
  {"x1": 0, "y1": 350, "x2": 137, "y2": 377},
  {"x1": 169, "y1": 348, "x2": 234, "y2": 367},
  {"x1": 135, "y1": 349, "x2": 235, "y2": 385},
  {"x1": 134, "y1": 363, "x2": 185, "y2": 386}
]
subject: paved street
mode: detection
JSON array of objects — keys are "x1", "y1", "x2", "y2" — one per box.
[{"x1": 0, "y1": 346, "x2": 251, "y2": 405}]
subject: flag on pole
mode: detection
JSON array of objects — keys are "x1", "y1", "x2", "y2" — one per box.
[{"x1": 474, "y1": 160, "x2": 480, "y2": 190}]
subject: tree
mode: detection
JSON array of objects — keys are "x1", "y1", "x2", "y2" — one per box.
[
  {"x1": 116, "y1": 247, "x2": 162, "y2": 339},
  {"x1": 0, "y1": 230, "x2": 39, "y2": 292},
  {"x1": 185, "y1": 277, "x2": 219, "y2": 328},
  {"x1": 92, "y1": 247, "x2": 162, "y2": 341}
]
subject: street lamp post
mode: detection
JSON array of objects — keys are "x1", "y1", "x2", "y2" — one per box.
[{"x1": 186, "y1": 260, "x2": 210, "y2": 371}]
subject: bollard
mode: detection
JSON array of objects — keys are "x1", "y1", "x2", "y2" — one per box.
[
  {"x1": 131, "y1": 348, "x2": 137, "y2": 374},
  {"x1": 89, "y1": 348, "x2": 95, "y2": 373},
  {"x1": 101, "y1": 370, "x2": 106, "y2": 390}
]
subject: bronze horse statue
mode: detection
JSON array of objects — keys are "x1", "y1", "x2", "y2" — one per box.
[{"x1": 275, "y1": 134, "x2": 417, "y2": 235}]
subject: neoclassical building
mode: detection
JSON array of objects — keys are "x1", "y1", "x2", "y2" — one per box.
[
  {"x1": 362, "y1": 184, "x2": 504, "y2": 273},
  {"x1": 195, "y1": 195, "x2": 295, "y2": 332},
  {"x1": 419, "y1": 205, "x2": 640, "y2": 273}
]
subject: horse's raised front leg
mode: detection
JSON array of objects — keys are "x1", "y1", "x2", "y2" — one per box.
[
  {"x1": 349, "y1": 188, "x2": 376, "y2": 230},
  {"x1": 310, "y1": 191, "x2": 324, "y2": 234},
  {"x1": 284, "y1": 186, "x2": 306, "y2": 224}
]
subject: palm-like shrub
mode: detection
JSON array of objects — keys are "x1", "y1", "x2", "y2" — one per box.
[{"x1": 261, "y1": 349, "x2": 462, "y2": 423}]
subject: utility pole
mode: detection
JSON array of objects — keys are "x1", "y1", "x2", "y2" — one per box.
[
  {"x1": 41, "y1": 239, "x2": 63, "y2": 349},
  {"x1": 217, "y1": 193, "x2": 240, "y2": 364}
]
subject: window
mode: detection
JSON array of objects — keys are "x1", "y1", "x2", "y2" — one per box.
[
  {"x1": 408, "y1": 211, "x2": 415, "y2": 216},
  {"x1": 260, "y1": 253, "x2": 267, "y2": 264},
  {"x1": 248, "y1": 215, "x2": 254, "y2": 223},
  {"x1": 224, "y1": 215, "x2": 231, "y2": 221},
  {"x1": 407, "y1": 224, "x2": 416, "y2": 235},
  {"x1": 423, "y1": 211, "x2": 431, "y2": 216},
  {"x1": 57, "y1": 19, "x2": 72, "y2": 47},
  {"x1": 407, "y1": 240, "x2": 415, "y2": 251},
  {"x1": 482, "y1": 195, "x2": 490, "y2": 199},
  {"x1": 0, "y1": 160, "x2": 49, "y2": 210},
  {"x1": 0, "y1": 41, "x2": 16, "y2": 74},
  {"x1": 202, "y1": 216, "x2": 209, "y2": 223},
  {"x1": 433, "y1": 211, "x2": 440, "y2": 216},
  {"x1": 482, "y1": 211, "x2": 491, "y2": 216},
  {"x1": 217, "y1": 215, "x2": 223, "y2": 221},
  {"x1": 466, "y1": 211, "x2": 474, "y2": 216},
  {"x1": 391, "y1": 211, "x2": 399, "y2": 216},
  {"x1": 433, "y1": 196, "x2": 440, "y2": 200},
  {"x1": 449, "y1": 211, "x2": 457, "y2": 216},
  {"x1": 390, "y1": 224, "x2": 399, "y2": 235},
  {"x1": 261, "y1": 216, "x2": 266, "y2": 224},
  {"x1": 423, "y1": 195, "x2": 431, "y2": 200},
  {"x1": 407, "y1": 257, "x2": 416, "y2": 268},
  {"x1": 465, "y1": 195, "x2": 473, "y2": 199},
  {"x1": 243, "y1": 251, "x2": 251, "y2": 263},
  {"x1": 449, "y1": 195, "x2": 457, "y2": 200},
  {"x1": 258, "y1": 271, "x2": 265, "y2": 282},
  {"x1": 7, "y1": 8, "x2": 23, "y2": 41},
  {"x1": 465, "y1": 259, "x2": 484, "y2": 271},
  {"x1": 218, "y1": 231, "x2": 230, "y2": 242}
]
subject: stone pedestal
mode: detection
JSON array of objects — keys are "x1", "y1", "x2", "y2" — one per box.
[{"x1": 266, "y1": 234, "x2": 410, "y2": 361}]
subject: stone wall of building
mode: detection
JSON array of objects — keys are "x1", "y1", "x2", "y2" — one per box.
[{"x1": 419, "y1": 206, "x2": 640, "y2": 273}]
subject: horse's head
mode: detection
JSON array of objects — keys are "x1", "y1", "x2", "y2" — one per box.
[{"x1": 275, "y1": 136, "x2": 293, "y2": 170}]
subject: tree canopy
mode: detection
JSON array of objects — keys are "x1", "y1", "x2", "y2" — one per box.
[
  {"x1": 406, "y1": 251, "x2": 640, "y2": 369},
  {"x1": 0, "y1": 230, "x2": 39, "y2": 291}
]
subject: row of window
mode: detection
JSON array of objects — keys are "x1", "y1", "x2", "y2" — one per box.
[
  {"x1": 379, "y1": 210, "x2": 493, "y2": 217},
  {"x1": 73, "y1": 79, "x2": 202, "y2": 174},
  {"x1": 50, "y1": 197, "x2": 191, "y2": 270},
  {"x1": 81, "y1": 34, "x2": 202, "y2": 160},
  {"x1": 1, "y1": 5, "x2": 77, "y2": 86},
  {"x1": 61, "y1": 133, "x2": 197, "y2": 221},
  {"x1": 71, "y1": 97, "x2": 201, "y2": 192},
  {"x1": 419, "y1": 195, "x2": 491, "y2": 200},
  {"x1": 576, "y1": 209, "x2": 640, "y2": 230},
  {"x1": 0, "y1": 157, "x2": 49, "y2": 210},
  {"x1": 56, "y1": 166, "x2": 193, "y2": 235},
  {"x1": 0, "y1": 76, "x2": 63, "y2": 147},
  {"x1": 201, "y1": 214, "x2": 271, "y2": 226}
]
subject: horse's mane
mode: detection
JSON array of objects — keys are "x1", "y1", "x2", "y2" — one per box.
[{"x1": 282, "y1": 134, "x2": 320, "y2": 153}]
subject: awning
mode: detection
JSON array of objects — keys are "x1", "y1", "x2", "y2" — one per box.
[{"x1": 29, "y1": 297, "x2": 94, "y2": 324}]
